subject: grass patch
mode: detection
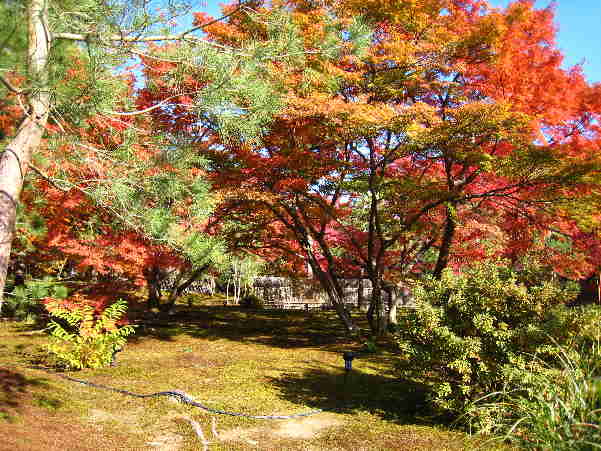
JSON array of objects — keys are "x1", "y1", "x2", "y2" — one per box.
[{"x1": 0, "y1": 299, "x2": 514, "y2": 450}]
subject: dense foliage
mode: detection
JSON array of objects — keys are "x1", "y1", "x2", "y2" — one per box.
[
  {"x1": 470, "y1": 341, "x2": 601, "y2": 449},
  {"x1": 0, "y1": 3, "x2": 600, "y2": 442},
  {"x1": 396, "y1": 261, "x2": 599, "y2": 415},
  {"x1": 2, "y1": 277, "x2": 68, "y2": 323},
  {"x1": 2, "y1": 0, "x2": 600, "y2": 337},
  {"x1": 201, "y1": 0, "x2": 601, "y2": 335},
  {"x1": 0, "y1": 0, "x2": 358, "y2": 311},
  {"x1": 45, "y1": 297, "x2": 135, "y2": 370}
]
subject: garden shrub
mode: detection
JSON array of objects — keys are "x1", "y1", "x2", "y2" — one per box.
[
  {"x1": 395, "y1": 260, "x2": 594, "y2": 417},
  {"x1": 45, "y1": 296, "x2": 135, "y2": 370},
  {"x1": 239, "y1": 293, "x2": 264, "y2": 309},
  {"x1": 2, "y1": 277, "x2": 68, "y2": 323},
  {"x1": 468, "y1": 340, "x2": 601, "y2": 449}
]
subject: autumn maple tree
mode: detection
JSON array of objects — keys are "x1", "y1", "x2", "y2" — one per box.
[
  {"x1": 202, "y1": 0, "x2": 601, "y2": 336},
  {"x1": 2, "y1": 0, "x2": 601, "y2": 338},
  {"x1": 0, "y1": 0, "x2": 352, "y2": 311}
]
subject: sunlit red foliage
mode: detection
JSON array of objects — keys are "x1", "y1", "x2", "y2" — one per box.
[{"x1": 197, "y1": 0, "x2": 601, "y2": 333}]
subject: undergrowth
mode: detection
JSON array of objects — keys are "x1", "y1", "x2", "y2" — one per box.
[{"x1": 469, "y1": 340, "x2": 601, "y2": 450}]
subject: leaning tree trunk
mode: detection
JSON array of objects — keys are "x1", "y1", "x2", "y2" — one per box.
[
  {"x1": 433, "y1": 203, "x2": 457, "y2": 280},
  {"x1": 161, "y1": 264, "x2": 209, "y2": 313},
  {"x1": 0, "y1": 0, "x2": 51, "y2": 313},
  {"x1": 309, "y1": 261, "x2": 357, "y2": 334}
]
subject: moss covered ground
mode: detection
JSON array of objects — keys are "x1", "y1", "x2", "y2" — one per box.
[{"x1": 0, "y1": 297, "x2": 512, "y2": 450}]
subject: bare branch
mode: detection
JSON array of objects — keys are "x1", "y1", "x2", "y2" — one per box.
[
  {"x1": 28, "y1": 163, "x2": 68, "y2": 192},
  {"x1": 104, "y1": 92, "x2": 196, "y2": 116},
  {"x1": 56, "y1": 1, "x2": 248, "y2": 44},
  {"x1": 181, "y1": 1, "x2": 245, "y2": 38},
  {"x1": 128, "y1": 48, "x2": 195, "y2": 68},
  {"x1": 54, "y1": 3, "x2": 257, "y2": 48},
  {"x1": 53, "y1": 31, "x2": 200, "y2": 42},
  {"x1": 0, "y1": 74, "x2": 23, "y2": 94},
  {"x1": 54, "y1": 31, "x2": 251, "y2": 57}
]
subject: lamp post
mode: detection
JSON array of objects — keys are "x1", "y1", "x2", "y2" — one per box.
[
  {"x1": 343, "y1": 351, "x2": 358, "y2": 372},
  {"x1": 342, "y1": 351, "x2": 362, "y2": 403}
]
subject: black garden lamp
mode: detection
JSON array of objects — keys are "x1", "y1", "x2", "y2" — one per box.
[
  {"x1": 343, "y1": 351, "x2": 360, "y2": 372},
  {"x1": 342, "y1": 351, "x2": 362, "y2": 402}
]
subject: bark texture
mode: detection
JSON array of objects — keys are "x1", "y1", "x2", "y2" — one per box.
[
  {"x1": 0, "y1": 0, "x2": 51, "y2": 312},
  {"x1": 433, "y1": 204, "x2": 457, "y2": 280},
  {"x1": 367, "y1": 281, "x2": 388, "y2": 336}
]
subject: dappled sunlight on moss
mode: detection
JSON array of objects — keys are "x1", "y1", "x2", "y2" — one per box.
[{"x1": 0, "y1": 308, "x2": 512, "y2": 450}]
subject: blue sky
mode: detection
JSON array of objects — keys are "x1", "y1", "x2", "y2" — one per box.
[
  {"x1": 488, "y1": 1, "x2": 601, "y2": 82},
  {"x1": 201, "y1": 0, "x2": 600, "y2": 83}
]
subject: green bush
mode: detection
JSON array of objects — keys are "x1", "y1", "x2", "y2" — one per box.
[
  {"x1": 469, "y1": 340, "x2": 601, "y2": 449},
  {"x1": 395, "y1": 260, "x2": 595, "y2": 417},
  {"x1": 239, "y1": 293, "x2": 264, "y2": 309},
  {"x1": 46, "y1": 297, "x2": 135, "y2": 370},
  {"x1": 2, "y1": 277, "x2": 69, "y2": 323}
]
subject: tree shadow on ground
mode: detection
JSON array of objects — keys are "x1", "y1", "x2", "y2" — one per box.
[
  {"x1": 1, "y1": 320, "x2": 52, "y2": 337},
  {"x1": 267, "y1": 362, "x2": 435, "y2": 425},
  {"x1": 129, "y1": 304, "x2": 362, "y2": 350},
  {"x1": 0, "y1": 368, "x2": 53, "y2": 421}
]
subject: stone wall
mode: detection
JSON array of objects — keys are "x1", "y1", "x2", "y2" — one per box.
[
  {"x1": 252, "y1": 277, "x2": 415, "y2": 310},
  {"x1": 252, "y1": 276, "x2": 329, "y2": 309},
  {"x1": 178, "y1": 273, "x2": 415, "y2": 310}
]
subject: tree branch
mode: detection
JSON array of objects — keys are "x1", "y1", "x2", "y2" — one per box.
[
  {"x1": 0, "y1": 74, "x2": 23, "y2": 94},
  {"x1": 53, "y1": 31, "x2": 203, "y2": 42},
  {"x1": 28, "y1": 163, "x2": 68, "y2": 191},
  {"x1": 104, "y1": 92, "x2": 197, "y2": 116},
  {"x1": 181, "y1": 1, "x2": 245, "y2": 38},
  {"x1": 54, "y1": 2, "x2": 247, "y2": 45}
]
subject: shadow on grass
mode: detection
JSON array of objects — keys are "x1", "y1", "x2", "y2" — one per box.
[
  {"x1": 129, "y1": 305, "x2": 362, "y2": 350},
  {"x1": 267, "y1": 362, "x2": 433, "y2": 424},
  {"x1": 0, "y1": 368, "x2": 54, "y2": 421},
  {"x1": 124, "y1": 302, "x2": 430, "y2": 425},
  {"x1": 10, "y1": 321, "x2": 49, "y2": 334}
]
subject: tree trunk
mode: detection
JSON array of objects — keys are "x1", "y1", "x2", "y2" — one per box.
[
  {"x1": 162, "y1": 265, "x2": 208, "y2": 313},
  {"x1": 367, "y1": 281, "x2": 388, "y2": 337},
  {"x1": 387, "y1": 286, "x2": 400, "y2": 326},
  {"x1": 147, "y1": 283, "x2": 160, "y2": 309},
  {"x1": 0, "y1": 0, "x2": 51, "y2": 313},
  {"x1": 326, "y1": 282, "x2": 357, "y2": 334},
  {"x1": 357, "y1": 278, "x2": 367, "y2": 311},
  {"x1": 329, "y1": 289, "x2": 357, "y2": 334},
  {"x1": 433, "y1": 204, "x2": 457, "y2": 279},
  {"x1": 308, "y1": 259, "x2": 357, "y2": 334},
  {"x1": 145, "y1": 266, "x2": 162, "y2": 310}
]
